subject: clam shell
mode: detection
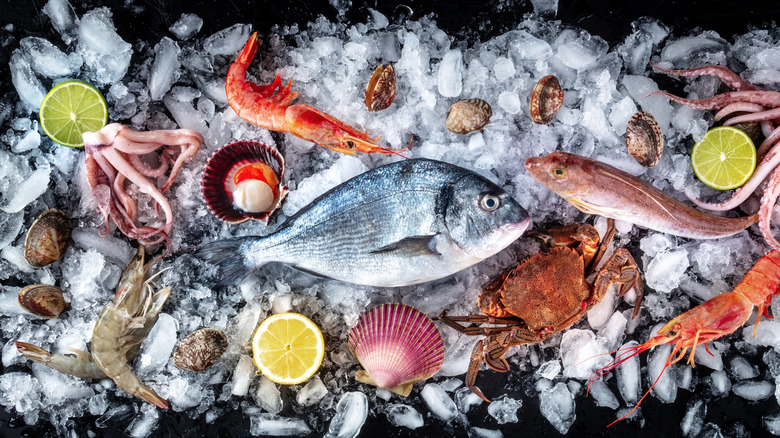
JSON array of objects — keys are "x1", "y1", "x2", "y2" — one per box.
[
  {"x1": 365, "y1": 64, "x2": 396, "y2": 112},
  {"x1": 529, "y1": 75, "x2": 564, "y2": 124},
  {"x1": 445, "y1": 98, "x2": 492, "y2": 134},
  {"x1": 625, "y1": 111, "x2": 664, "y2": 167},
  {"x1": 24, "y1": 209, "x2": 71, "y2": 268},
  {"x1": 173, "y1": 328, "x2": 228, "y2": 372},
  {"x1": 348, "y1": 303, "x2": 444, "y2": 396},
  {"x1": 18, "y1": 284, "x2": 70, "y2": 319},
  {"x1": 202, "y1": 140, "x2": 288, "y2": 224}
]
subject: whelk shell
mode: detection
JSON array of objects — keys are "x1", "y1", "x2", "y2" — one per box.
[
  {"x1": 18, "y1": 284, "x2": 70, "y2": 319},
  {"x1": 24, "y1": 209, "x2": 71, "y2": 268},
  {"x1": 348, "y1": 303, "x2": 444, "y2": 396},
  {"x1": 173, "y1": 328, "x2": 228, "y2": 372},
  {"x1": 202, "y1": 140, "x2": 288, "y2": 224},
  {"x1": 625, "y1": 111, "x2": 664, "y2": 167},
  {"x1": 445, "y1": 98, "x2": 493, "y2": 134},
  {"x1": 529, "y1": 75, "x2": 564, "y2": 124},
  {"x1": 365, "y1": 64, "x2": 396, "y2": 112}
]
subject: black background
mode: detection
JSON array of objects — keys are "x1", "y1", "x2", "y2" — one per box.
[{"x1": 2, "y1": 0, "x2": 780, "y2": 436}]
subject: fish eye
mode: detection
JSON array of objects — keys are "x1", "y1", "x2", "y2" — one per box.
[
  {"x1": 552, "y1": 168, "x2": 566, "y2": 178},
  {"x1": 479, "y1": 193, "x2": 501, "y2": 211},
  {"x1": 345, "y1": 140, "x2": 355, "y2": 148}
]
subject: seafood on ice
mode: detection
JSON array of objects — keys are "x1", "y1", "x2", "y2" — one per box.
[
  {"x1": 16, "y1": 246, "x2": 172, "y2": 408},
  {"x1": 83, "y1": 123, "x2": 202, "y2": 252},
  {"x1": 525, "y1": 151, "x2": 758, "y2": 239},
  {"x1": 196, "y1": 158, "x2": 530, "y2": 287},
  {"x1": 439, "y1": 219, "x2": 642, "y2": 401},
  {"x1": 226, "y1": 32, "x2": 409, "y2": 156}
]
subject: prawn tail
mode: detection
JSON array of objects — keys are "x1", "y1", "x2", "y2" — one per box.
[
  {"x1": 16, "y1": 341, "x2": 54, "y2": 365},
  {"x1": 133, "y1": 384, "x2": 169, "y2": 410},
  {"x1": 195, "y1": 236, "x2": 264, "y2": 287}
]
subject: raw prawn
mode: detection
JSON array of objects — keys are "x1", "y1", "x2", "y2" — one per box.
[
  {"x1": 226, "y1": 32, "x2": 410, "y2": 156},
  {"x1": 589, "y1": 249, "x2": 780, "y2": 426}
]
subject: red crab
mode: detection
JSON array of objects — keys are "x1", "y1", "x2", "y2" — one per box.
[{"x1": 438, "y1": 219, "x2": 643, "y2": 401}]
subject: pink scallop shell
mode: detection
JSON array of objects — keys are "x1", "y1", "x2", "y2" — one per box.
[
  {"x1": 201, "y1": 140, "x2": 288, "y2": 224},
  {"x1": 348, "y1": 303, "x2": 444, "y2": 396}
]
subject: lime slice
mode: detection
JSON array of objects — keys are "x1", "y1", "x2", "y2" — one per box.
[
  {"x1": 252, "y1": 312, "x2": 325, "y2": 385},
  {"x1": 690, "y1": 126, "x2": 756, "y2": 190},
  {"x1": 39, "y1": 80, "x2": 108, "y2": 148}
]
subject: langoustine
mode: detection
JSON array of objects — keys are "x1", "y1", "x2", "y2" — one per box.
[
  {"x1": 84, "y1": 123, "x2": 202, "y2": 253},
  {"x1": 649, "y1": 63, "x2": 780, "y2": 248},
  {"x1": 16, "y1": 245, "x2": 171, "y2": 409},
  {"x1": 588, "y1": 249, "x2": 780, "y2": 426},
  {"x1": 525, "y1": 151, "x2": 757, "y2": 239},
  {"x1": 226, "y1": 32, "x2": 409, "y2": 156}
]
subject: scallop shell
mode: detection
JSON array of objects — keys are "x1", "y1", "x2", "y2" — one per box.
[
  {"x1": 173, "y1": 328, "x2": 228, "y2": 372},
  {"x1": 625, "y1": 111, "x2": 664, "y2": 167},
  {"x1": 202, "y1": 140, "x2": 288, "y2": 224},
  {"x1": 24, "y1": 209, "x2": 71, "y2": 268},
  {"x1": 348, "y1": 303, "x2": 444, "y2": 396},
  {"x1": 18, "y1": 284, "x2": 70, "y2": 319},
  {"x1": 365, "y1": 64, "x2": 396, "y2": 112},
  {"x1": 445, "y1": 98, "x2": 492, "y2": 134},
  {"x1": 529, "y1": 75, "x2": 564, "y2": 124}
]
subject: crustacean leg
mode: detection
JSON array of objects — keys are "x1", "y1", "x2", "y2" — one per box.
[{"x1": 527, "y1": 218, "x2": 616, "y2": 274}]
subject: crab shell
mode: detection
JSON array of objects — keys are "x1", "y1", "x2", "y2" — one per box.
[
  {"x1": 348, "y1": 303, "x2": 444, "y2": 397},
  {"x1": 201, "y1": 140, "x2": 288, "y2": 224}
]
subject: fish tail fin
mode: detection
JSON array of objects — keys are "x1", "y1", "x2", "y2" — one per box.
[{"x1": 195, "y1": 237, "x2": 263, "y2": 287}]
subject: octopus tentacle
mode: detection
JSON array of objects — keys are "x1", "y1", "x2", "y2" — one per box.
[
  {"x1": 714, "y1": 102, "x2": 764, "y2": 122},
  {"x1": 758, "y1": 126, "x2": 780, "y2": 158},
  {"x1": 648, "y1": 90, "x2": 780, "y2": 110},
  {"x1": 650, "y1": 62, "x2": 759, "y2": 92},
  {"x1": 760, "y1": 166, "x2": 780, "y2": 250},
  {"x1": 724, "y1": 107, "x2": 780, "y2": 125},
  {"x1": 129, "y1": 154, "x2": 170, "y2": 178}
]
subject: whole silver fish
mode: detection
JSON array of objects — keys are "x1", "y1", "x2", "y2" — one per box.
[{"x1": 197, "y1": 159, "x2": 531, "y2": 287}]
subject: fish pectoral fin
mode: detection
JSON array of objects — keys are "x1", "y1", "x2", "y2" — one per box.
[{"x1": 371, "y1": 235, "x2": 442, "y2": 257}]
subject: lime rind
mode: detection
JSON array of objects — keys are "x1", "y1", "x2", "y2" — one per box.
[
  {"x1": 39, "y1": 79, "x2": 108, "y2": 148},
  {"x1": 691, "y1": 126, "x2": 756, "y2": 191}
]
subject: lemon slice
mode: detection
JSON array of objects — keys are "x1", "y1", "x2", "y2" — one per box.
[
  {"x1": 690, "y1": 126, "x2": 756, "y2": 190},
  {"x1": 39, "y1": 79, "x2": 108, "y2": 148},
  {"x1": 251, "y1": 312, "x2": 325, "y2": 385}
]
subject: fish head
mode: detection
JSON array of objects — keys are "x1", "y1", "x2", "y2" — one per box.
[
  {"x1": 524, "y1": 151, "x2": 587, "y2": 196},
  {"x1": 444, "y1": 173, "x2": 530, "y2": 259}
]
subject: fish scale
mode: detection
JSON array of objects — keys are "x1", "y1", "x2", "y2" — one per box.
[{"x1": 196, "y1": 159, "x2": 531, "y2": 288}]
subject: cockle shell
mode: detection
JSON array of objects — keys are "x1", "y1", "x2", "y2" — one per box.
[
  {"x1": 202, "y1": 140, "x2": 288, "y2": 224},
  {"x1": 529, "y1": 75, "x2": 564, "y2": 124},
  {"x1": 18, "y1": 284, "x2": 70, "y2": 319},
  {"x1": 625, "y1": 111, "x2": 664, "y2": 167},
  {"x1": 445, "y1": 98, "x2": 492, "y2": 134},
  {"x1": 365, "y1": 64, "x2": 396, "y2": 112},
  {"x1": 348, "y1": 303, "x2": 444, "y2": 396},
  {"x1": 24, "y1": 209, "x2": 71, "y2": 268},
  {"x1": 173, "y1": 328, "x2": 228, "y2": 372}
]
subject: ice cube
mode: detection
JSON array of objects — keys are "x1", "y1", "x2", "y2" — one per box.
[
  {"x1": 43, "y1": 0, "x2": 79, "y2": 44},
  {"x1": 163, "y1": 95, "x2": 208, "y2": 133},
  {"x1": 455, "y1": 387, "x2": 484, "y2": 414},
  {"x1": 539, "y1": 382, "x2": 575, "y2": 434},
  {"x1": 660, "y1": 32, "x2": 727, "y2": 65},
  {"x1": 70, "y1": 227, "x2": 135, "y2": 266},
  {"x1": 493, "y1": 57, "x2": 515, "y2": 82},
  {"x1": 0, "y1": 164, "x2": 50, "y2": 213},
  {"x1": 644, "y1": 248, "x2": 690, "y2": 293},
  {"x1": 324, "y1": 391, "x2": 368, "y2": 438},
  {"x1": 169, "y1": 13, "x2": 203, "y2": 40},
  {"x1": 596, "y1": 311, "x2": 628, "y2": 350},
  {"x1": 149, "y1": 37, "x2": 181, "y2": 101},
  {"x1": 296, "y1": 376, "x2": 328, "y2": 406},
  {"x1": 421, "y1": 383, "x2": 458, "y2": 421},
  {"x1": 124, "y1": 405, "x2": 159, "y2": 438},
  {"x1": 9, "y1": 51, "x2": 46, "y2": 111},
  {"x1": 203, "y1": 24, "x2": 253, "y2": 56},
  {"x1": 12, "y1": 129, "x2": 41, "y2": 153},
  {"x1": 587, "y1": 379, "x2": 620, "y2": 409},
  {"x1": 136, "y1": 313, "x2": 177, "y2": 375},
  {"x1": 249, "y1": 414, "x2": 312, "y2": 436},
  {"x1": 20, "y1": 37, "x2": 82, "y2": 78},
  {"x1": 681, "y1": 398, "x2": 706, "y2": 437},
  {"x1": 385, "y1": 403, "x2": 424, "y2": 429},
  {"x1": 707, "y1": 370, "x2": 731, "y2": 397},
  {"x1": 647, "y1": 344, "x2": 677, "y2": 403},
  {"x1": 487, "y1": 396, "x2": 521, "y2": 424},
  {"x1": 0, "y1": 211, "x2": 23, "y2": 251},
  {"x1": 730, "y1": 356, "x2": 759, "y2": 380},
  {"x1": 468, "y1": 427, "x2": 504, "y2": 438},
  {"x1": 78, "y1": 8, "x2": 132, "y2": 86},
  {"x1": 732, "y1": 380, "x2": 774, "y2": 401},
  {"x1": 615, "y1": 340, "x2": 641, "y2": 405},
  {"x1": 560, "y1": 329, "x2": 611, "y2": 380},
  {"x1": 232, "y1": 354, "x2": 255, "y2": 396},
  {"x1": 498, "y1": 91, "x2": 522, "y2": 115},
  {"x1": 530, "y1": 0, "x2": 557, "y2": 15},
  {"x1": 438, "y1": 49, "x2": 464, "y2": 98},
  {"x1": 535, "y1": 360, "x2": 562, "y2": 380},
  {"x1": 253, "y1": 376, "x2": 282, "y2": 414}
]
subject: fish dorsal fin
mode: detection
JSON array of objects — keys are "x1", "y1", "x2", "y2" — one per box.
[{"x1": 371, "y1": 235, "x2": 442, "y2": 257}]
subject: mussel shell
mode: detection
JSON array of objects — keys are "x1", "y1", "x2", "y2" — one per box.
[
  {"x1": 445, "y1": 98, "x2": 493, "y2": 134},
  {"x1": 625, "y1": 111, "x2": 664, "y2": 167},
  {"x1": 24, "y1": 209, "x2": 71, "y2": 268},
  {"x1": 173, "y1": 328, "x2": 228, "y2": 372},
  {"x1": 529, "y1": 75, "x2": 564, "y2": 124},
  {"x1": 201, "y1": 140, "x2": 288, "y2": 224},
  {"x1": 348, "y1": 303, "x2": 444, "y2": 396},
  {"x1": 365, "y1": 64, "x2": 396, "y2": 112},
  {"x1": 18, "y1": 284, "x2": 70, "y2": 319}
]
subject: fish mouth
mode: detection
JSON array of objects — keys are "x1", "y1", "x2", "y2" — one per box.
[{"x1": 504, "y1": 215, "x2": 532, "y2": 234}]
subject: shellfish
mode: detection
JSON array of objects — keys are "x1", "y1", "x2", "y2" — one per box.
[
  {"x1": 202, "y1": 140, "x2": 288, "y2": 224},
  {"x1": 365, "y1": 64, "x2": 396, "y2": 112},
  {"x1": 348, "y1": 303, "x2": 444, "y2": 396},
  {"x1": 18, "y1": 284, "x2": 70, "y2": 319},
  {"x1": 625, "y1": 111, "x2": 664, "y2": 167},
  {"x1": 529, "y1": 75, "x2": 564, "y2": 124},
  {"x1": 173, "y1": 328, "x2": 228, "y2": 372},
  {"x1": 24, "y1": 209, "x2": 71, "y2": 268},
  {"x1": 445, "y1": 98, "x2": 493, "y2": 134}
]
